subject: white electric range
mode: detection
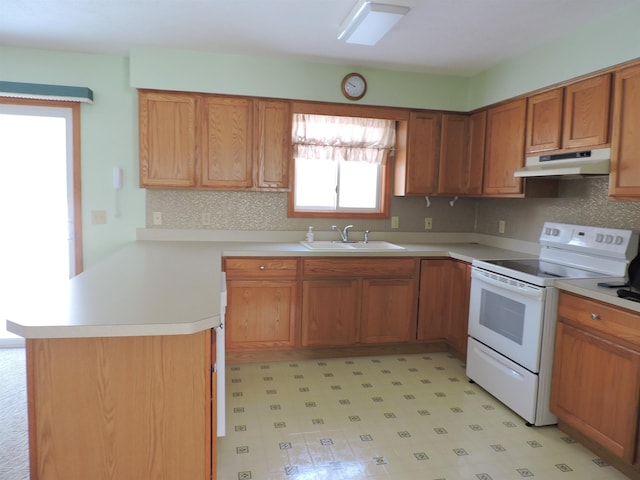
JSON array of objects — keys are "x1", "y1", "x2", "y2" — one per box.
[{"x1": 466, "y1": 222, "x2": 639, "y2": 426}]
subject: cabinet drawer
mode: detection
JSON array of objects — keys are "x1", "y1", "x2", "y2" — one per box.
[
  {"x1": 559, "y1": 292, "x2": 640, "y2": 349},
  {"x1": 224, "y1": 257, "x2": 298, "y2": 280},
  {"x1": 303, "y1": 258, "x2": 417, "y2": 278}
]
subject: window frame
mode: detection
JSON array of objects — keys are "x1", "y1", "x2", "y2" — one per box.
[
  {"x1": 287, "y1": 101, "x2": 408, "y2": 219},
  {"x1": 0, "y1": 97, "x2": 83, "y2": 275}
]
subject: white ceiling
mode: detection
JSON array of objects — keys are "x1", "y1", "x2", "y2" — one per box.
[{"x1": 1, "y1": 0, "x2": 636, "y2": 75}]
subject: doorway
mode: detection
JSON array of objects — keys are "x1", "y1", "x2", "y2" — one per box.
[{"x1": 0, "y1": 101, "x2": 81, "y2": 347}]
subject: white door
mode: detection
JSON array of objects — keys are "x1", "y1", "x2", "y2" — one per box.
[{"x1": 0, "y1": 104, "x2": 77, "y2": 346}]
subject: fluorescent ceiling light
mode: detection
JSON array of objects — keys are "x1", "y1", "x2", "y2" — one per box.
[{"x1": 338, "y1": 1, "x2": 410, "y2": 46}]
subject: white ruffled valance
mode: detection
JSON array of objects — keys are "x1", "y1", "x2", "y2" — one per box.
[{"x1": 292, "y1": 113, "x2": 395, "y2": 164}]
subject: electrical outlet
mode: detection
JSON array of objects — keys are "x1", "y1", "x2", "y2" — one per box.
[
  {"x1": 425, "y1": 217, "x2": 433, "y2": 230},
  {"x1": 499, "y1": 220, "x2": 506, "y2": 234},
  {"x1": 91, "y1": 210, "x2": 107, "y2": 225},
  {"x1": 152, "y1": 211, "x2": 162, "y2": 225},
  {"x1": 391, "y1": 216, "x2": 399, "y2": 229},
  {"x1": 202, "y1": 213, "x2": 211, "y2": 226}
]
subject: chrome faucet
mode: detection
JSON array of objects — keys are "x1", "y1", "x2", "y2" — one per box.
[{"x1": 332, "y1": 224, "x2": 354, "y2": 243}]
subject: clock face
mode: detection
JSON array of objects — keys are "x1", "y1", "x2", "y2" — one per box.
[{"x1": 342, "y1": 73, "x2": 367, "y2": 100}]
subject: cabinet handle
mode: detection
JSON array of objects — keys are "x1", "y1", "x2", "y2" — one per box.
[
  {"x1": 259, "y1": 265, "x2": 266, "y2": 271},
  {"x1": 591, "y1": 313, "x2": 601, "y2": 320}
]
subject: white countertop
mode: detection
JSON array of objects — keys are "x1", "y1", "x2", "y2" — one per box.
[
  {"x1": 555, "y1": 277, "x2": 640, "y2": 314},
  {"x1": 14, "y1": 234, "x2": 621, "y2": 340},
  {"x1": 6, "y1": 241, "x2": 223, "y2": 339}
]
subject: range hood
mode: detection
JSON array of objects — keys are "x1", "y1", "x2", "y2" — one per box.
[{"x1": 515, "y1": 148, "x2": 610, "y2": 178}]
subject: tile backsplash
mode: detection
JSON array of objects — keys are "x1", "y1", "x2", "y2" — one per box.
[{"x1": 146, "y1": 177, "x2": 640, "y2": 243}]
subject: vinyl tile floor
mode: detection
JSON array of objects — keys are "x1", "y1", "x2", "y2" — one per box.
[{"x1": 218, "y1": 352, "x2": 630, "y2": 480}]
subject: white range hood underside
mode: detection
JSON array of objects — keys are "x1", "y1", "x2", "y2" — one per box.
[{"x1": 515, "y1": 147, "x2": 611, "y2": 178}]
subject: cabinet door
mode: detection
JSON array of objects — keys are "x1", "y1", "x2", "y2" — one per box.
[
  {"x1": 526, "y1": 89, "x2": 564, "y2": 153},
  {"x1": 417, "y1": 259, "x2": 453, "y2": 341},
  {"x1": 610, "y1": 64, "x2": 640, "y2": 199},
  {"x1": 301, "y1": 279, "x2": 359, "y2": 347},
  {"x1": 437, "y1": 113, "x2": 469, "y2": 195},
  {"x1": 562, "y1": 74, "x2": 611, "y2": 149},
  {"x1": 360, "y1": 278, "x2": 417, "y2": 344},
  {"x1": 139, "y1": 90, "x2": 198, "y2": 188},
  {"x1": 551, "y1": 322, "x2": 640, "y2": 462},
  {"x1": 465, "y1": 110, "x2": 486, "y2": 196},
  {"x1": 226, "y1": 280, "x2": 297, "y2": 350},
  {"x1": 201, "y1": 96, "x2": 254, "y2": 189},
  {"x1": 255, "y1": 100, "x2": 292, "y2": 190},
  {"x1": 395, "y1": 111, "x2": 440, "y2": 195},
  {"x1": 483, "y1": 99, "x2": 526, "y2": 196},
  {"x1": 446, "y1": 261, "x2": 471, "y2": 357}
]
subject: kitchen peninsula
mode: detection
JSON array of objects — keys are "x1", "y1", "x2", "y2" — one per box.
[{"x1": 8, "y1": 234, "x2": 640, "y2": 479}]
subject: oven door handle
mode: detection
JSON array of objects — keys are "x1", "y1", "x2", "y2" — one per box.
[{"x1": 472, "y1": 269, "x2": 543, "y2": 299}]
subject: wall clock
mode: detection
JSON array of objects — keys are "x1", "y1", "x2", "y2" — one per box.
[{"x1": 341, "y1": 72, "x2": 367, "y2": 101}]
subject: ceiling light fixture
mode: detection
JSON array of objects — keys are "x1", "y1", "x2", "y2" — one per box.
[{"x1": 338, "y1": 1, "x2": 410, "y2": 46}]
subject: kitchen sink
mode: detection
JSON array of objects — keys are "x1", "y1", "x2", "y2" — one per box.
[{"x1": 299, "y1": 241, "x2": 405, "y2": 251}]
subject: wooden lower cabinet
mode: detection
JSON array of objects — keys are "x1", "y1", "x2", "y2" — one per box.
[
  {"x1": 26, "y1": 331, "x2": 213, "y2": 480},
  {"x1": 361, "y1": 278, "x2": 417, "y2": 343},
  {"x1": 551, "y1": 292, "x2": 640, "y2": 466},
  {"x1": 417, "y1": 259, "x2": 471, "y2": 357},
  {"x1": 224, "y1": 257, "x2": 298, "y2": 350},
  {"x1": 301, "y1": 278, "x2": 359, "y2": 346},
  {"x1": 301, "y1": 258, "x2": 419, "y2": 347}
]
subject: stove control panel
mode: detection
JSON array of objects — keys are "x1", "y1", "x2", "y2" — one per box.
[{"x1": 540, "y1": 222, "x2": 639, "y2": 261}]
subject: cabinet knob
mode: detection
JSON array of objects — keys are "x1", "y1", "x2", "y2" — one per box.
[
  {"x1": 591, "y1": 313, "x2": 601, "y2": 320},
  {"x1": 259, "y1": 265, "x2": 266, "y2": 271}
]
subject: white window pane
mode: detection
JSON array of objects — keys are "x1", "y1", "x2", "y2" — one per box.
[
  {"x1": 295, "y1": 158, "x2": 337, "y2": 209},
  {"x1": 338, "y1": 161, "x2": 379, "y2": 209}
]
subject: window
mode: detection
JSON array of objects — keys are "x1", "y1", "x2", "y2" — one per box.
[{"x1": 289, "y1": 113, "x2": 395, "y2": 218}]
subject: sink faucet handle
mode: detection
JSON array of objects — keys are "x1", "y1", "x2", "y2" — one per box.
[{"x1": 364, "y1": 230, "x2": 370, "y2": 243}]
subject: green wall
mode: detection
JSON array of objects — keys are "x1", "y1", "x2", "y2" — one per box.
[
  {"x1": 1, "y1": 1, "x2": 639, "y2": 266},
  {"x1": 129, "y1": 47, "x2": 470, "y2": 111},
  {"x1": 0, "y1": 47, "x2": 143, "y2": 267},
  {"x1": 468, "y1": 1, "x2": 640, "y2": 109}
]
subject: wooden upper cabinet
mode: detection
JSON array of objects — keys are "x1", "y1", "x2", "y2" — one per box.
[
  {"x1": 563, "y1": 74, "x2": 611, "y2": 149},
  {"x1": 526, "y1": 74, "x2": 611, "y2": 154},
  {"x1": 483, "y1": 98, "x2": 526, "y2": 196},
  {"x1": 138, "y1": 90, "x2": 291, "y2": 191},
  {"x1": 609, "y1": 64, "x2": 640, "y2": 199},
  {"x1": 201, "y1": 96, "x2": 253, "y2": 189},
  {"x1": 526, "y1": 89, "x2": 564, "y2": 153},
  {"x1": 465, "y1": 110, "x2": 487, "y2": 196},
  {"x1": 437, "y1": 114, "x2": 469, "y2": 195},
  {"x1": 139, "y1": 91, "x2": 198, "y2": 188},
  {"x1": 394, "y1": 111, "x2": 441, "y2": 195},
  {"x1": 255, "y1": 100, "x2": 292, "y2": 190}
]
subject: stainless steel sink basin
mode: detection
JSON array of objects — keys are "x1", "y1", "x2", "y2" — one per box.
[{"x1": 299, "y1": 241, "x2": 405, "y2": 251}]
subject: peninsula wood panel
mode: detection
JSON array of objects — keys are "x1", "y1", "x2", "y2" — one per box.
[
  {"x1": 610, "y1": 63, "x2": 640, "y2": 199},
  {"x1": 139, "y1": 91, "x2": 198, "y2": 188},
  {"x1": 26, "y1": 331, "x2": 212, "y2": 480}
]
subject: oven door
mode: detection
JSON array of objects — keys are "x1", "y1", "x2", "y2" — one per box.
[{"x1": 468, "y1": 267, "x2": 545, "y2": 373}]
